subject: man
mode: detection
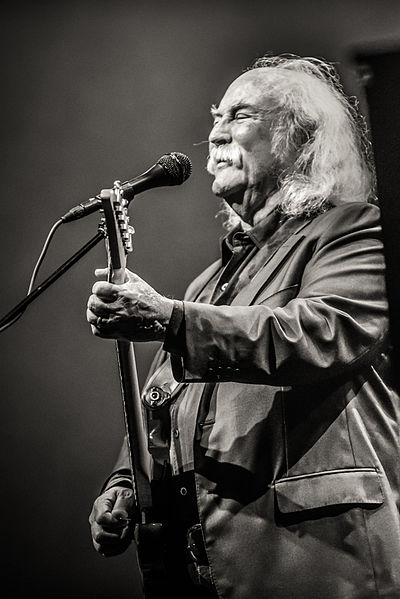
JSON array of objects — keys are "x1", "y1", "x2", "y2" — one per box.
[{"x1": 87, "y1": 55, "x2": 400, "y2": 598}]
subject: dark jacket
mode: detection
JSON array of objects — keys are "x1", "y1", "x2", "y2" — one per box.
[{"x1": 114, "y1": 201, "x2": 400, "y2": 598}]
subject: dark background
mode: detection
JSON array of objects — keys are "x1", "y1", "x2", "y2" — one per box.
[{"x1": 1, "y1": 1, "x2": 399, "y2": 597}]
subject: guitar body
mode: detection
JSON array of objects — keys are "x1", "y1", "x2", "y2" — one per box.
[
  {"x1": 135, "y1": 522, "x2": 168, "y2": 596},
  {"x1": 100, "y1": 186, "x2": 168, "y2": 595}
]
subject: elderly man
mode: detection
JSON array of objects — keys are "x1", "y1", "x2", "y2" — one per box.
[{"x1": 87, "y1": 55, "x2": 400, "y2": 599}]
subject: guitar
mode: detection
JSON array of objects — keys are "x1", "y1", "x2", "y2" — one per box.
[{"x1": 99, "y1": 183, "x2": 166, "y2": 595}]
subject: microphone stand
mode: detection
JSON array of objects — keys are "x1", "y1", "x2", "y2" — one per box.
[{"x1": 0, "y1": 228, "x2": 105, "y2": 329}]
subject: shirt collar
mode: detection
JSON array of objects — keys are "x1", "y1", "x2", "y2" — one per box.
[
  {"x1": 221, "y1": 205, "x2": 287, "y2": 249},
  {"x1": 246, "y1": 205, "x2": 289, "y2": 248},
  {"x1": 220, "y1": 204, "x2": 309, "y2": 264}
]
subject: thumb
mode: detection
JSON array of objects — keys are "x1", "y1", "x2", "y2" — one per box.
[
  {"x1": 94, "y1": 268, "x2": 108, "y2": 280},
  {"x1": 111, "y1": 488, "x2": 134, "y2": 520}
]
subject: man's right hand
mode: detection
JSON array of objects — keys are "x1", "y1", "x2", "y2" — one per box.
[{"x1": 89, "y1": 486, "x2": 135, "y2": 556}]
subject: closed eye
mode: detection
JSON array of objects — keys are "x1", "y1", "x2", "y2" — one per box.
[{"x1": 234, "y1": 111, "x2": 251, "y2": 120}]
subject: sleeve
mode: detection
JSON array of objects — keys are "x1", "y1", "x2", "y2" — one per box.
[
  {"x1": 100, "y1": 438, "x2": 133, "y2": 493},
  {"x1": 170, "y1": 203, "x2": 390, "y2": 386},
  {"x1": 163, "y1": 300, "x2": 185, "y2": 355}
]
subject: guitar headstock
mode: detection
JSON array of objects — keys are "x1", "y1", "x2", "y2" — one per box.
[{"x1": 99, "y1": 183, "x2": 134, "y2": 284}]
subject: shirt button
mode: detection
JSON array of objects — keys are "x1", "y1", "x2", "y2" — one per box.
[
  {"x1": 180, "y1": 487, "x2": 188, "y2": 496},
  {"x1": 221, "y1": 282, "x2": 228, "y2": 291},
  {"x1": 173, "y1": 428, "x2": 180, "y2": 438}
]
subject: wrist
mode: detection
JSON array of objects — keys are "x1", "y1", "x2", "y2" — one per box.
[{"x1": 154, "y1": 297, "x2": 175, "y2": 341}]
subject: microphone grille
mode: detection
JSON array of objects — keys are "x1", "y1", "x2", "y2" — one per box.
[{"x1": 158, "y1": 152, "x2": 192, "y2": 185}]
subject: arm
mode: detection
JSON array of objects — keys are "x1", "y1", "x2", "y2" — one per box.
[
  {"x1": 170, "y1": 203, "x2": 389, "y2": 385},
  {"x1": 86, "y1": 203, "x2": 388, "y2": 386}
]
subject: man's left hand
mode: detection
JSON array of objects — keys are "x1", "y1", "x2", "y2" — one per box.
[{"x1": 86, "y1": 268, "x2": 174, "y2": 342}]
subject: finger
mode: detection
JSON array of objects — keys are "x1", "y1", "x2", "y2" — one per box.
[
  {"x1": 87, "y1": 296, "x2": 105, "y2": 317},
  {"x1": 91, "y1": 494, "x2": 118, "y2": 525},
  {"x1": 92, "y1": 281, "x2": 121, "y2": 301},
  {"x1": 90, "y1": 488, "x2": 133, "y2": 526},
  {"x1": 91, "y1": 510, "x2": 132, "y2": 547},
  {"x1": 92, "y1": 522, "x2": 126, "y2": 542},
  {"x1": 87, "y1": 318, "x2": 114, "y2": 339},
  {"x1": 89, "y1": 321, "x2": 116, "y2": 339},
  {"x1": 86, "y1": 309, "x2": 100, "y2": 332},
  {"x1": 87, "y1": 295, "x2": 115, "y2": 317},
  {"x1": 86, "y1": 308, "x2": 107, "y2": 328},
  {"x1": 111, "y1": 488, "x2": 134, "y2": 521},
  {"x1": 94, "y1": 268, "x2": 109, "y2": 280}
]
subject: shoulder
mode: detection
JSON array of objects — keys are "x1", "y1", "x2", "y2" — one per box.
[
  {"x1": 312, "y1": 201, "x2": 381, "y2": 228},
  {"x1": 305, "y1": 201, "x2": 382, "y2": 244}
]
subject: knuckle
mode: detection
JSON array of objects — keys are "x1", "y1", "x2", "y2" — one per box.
[
  {"x1": 88, "y1": 295, "x2": 98, "y2": 309},
  {"x1": 121, "y1": 489, "x2": 133, "y2": 499},
  {"x1": 93, "y1": 530, "x2": 103, "y2": 544}
]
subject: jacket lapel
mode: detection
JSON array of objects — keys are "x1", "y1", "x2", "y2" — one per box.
[
  {"x1": 187, "y1": 259, "x2": 222, "y2": 301},
  {"x1": 232, "y1": 219, "x2": 312, "y2": 306}
]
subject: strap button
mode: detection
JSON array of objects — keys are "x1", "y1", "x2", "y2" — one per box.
[{"x1": 142, "y1": 386, "x2": 171, "y2": 409}]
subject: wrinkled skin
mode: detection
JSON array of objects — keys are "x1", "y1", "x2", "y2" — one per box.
[
  {"x1": 86, "y1": 268, "x2": 175, "y2": 342},
  {"x1": 88, "y1": 486, "x2": 135, "y2": 557}
]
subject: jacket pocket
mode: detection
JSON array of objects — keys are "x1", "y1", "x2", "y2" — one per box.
[{"x1": 274, "y1": 467, "x2": 383, "y2": 513}]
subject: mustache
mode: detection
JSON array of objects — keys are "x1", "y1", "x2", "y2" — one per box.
[{"x1": 206, "y1": 145, "x2": 242, "y2": 173}]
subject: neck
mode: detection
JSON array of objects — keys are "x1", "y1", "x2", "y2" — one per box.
[
  {"x1": 237, "y1": 188, "x2": 281, "y2": 230},
  {"x1": 253, "y1": 189, "x2": 282, "y2": 225}
]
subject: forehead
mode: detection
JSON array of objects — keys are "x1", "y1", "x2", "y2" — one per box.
[{"x1": 216, "y1": 68, "x2": 278, "y2": 111}]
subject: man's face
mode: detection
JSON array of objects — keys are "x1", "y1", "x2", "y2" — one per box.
[{"x1": 207, "y1": 69, "x2": 279, "y2": 223}]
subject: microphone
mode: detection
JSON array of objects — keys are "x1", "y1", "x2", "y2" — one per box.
[{"x1": 60, "y1": 152, "x2": 192, "y2": 223}]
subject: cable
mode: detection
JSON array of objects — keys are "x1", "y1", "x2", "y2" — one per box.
[
  {"x1": 0, "y1": 219, "x2": 64, "y2": 333},
  {"x1": 27, "y1": 219, "x2": 63, "y2": 294}
]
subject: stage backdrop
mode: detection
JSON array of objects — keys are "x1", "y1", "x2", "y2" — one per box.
[{"x1": 1, "y1": 1, "x2": 399, "y2": 597}]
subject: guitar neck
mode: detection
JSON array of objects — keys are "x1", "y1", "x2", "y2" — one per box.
[
  {"x1": 99, "y1": 187, "x2": 167, "y2": 590},
  {"x1": 116, "y1": 339, "x2": 153, "y2": 517},
  {"x1": 100, "y1": 187, "x2": 153, "y2": 521}
]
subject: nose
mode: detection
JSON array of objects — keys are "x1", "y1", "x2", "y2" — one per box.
[{"x1": 208, "y1": 118, "x2": 232, "y2": 146}]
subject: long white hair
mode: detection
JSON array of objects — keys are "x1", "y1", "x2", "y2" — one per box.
[{"x1": 220, "y1": 54, "x2": 376, "y2": 226}]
